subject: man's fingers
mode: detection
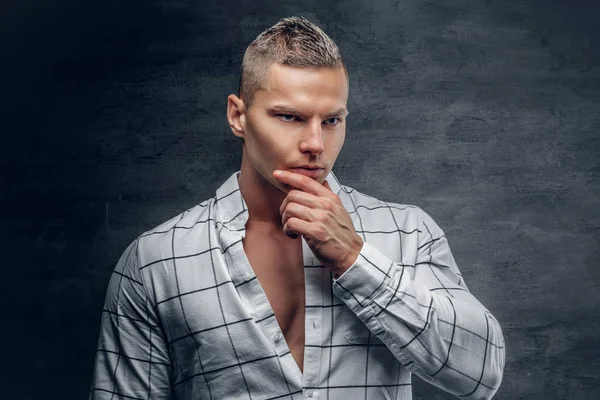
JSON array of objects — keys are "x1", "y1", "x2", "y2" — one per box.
[
  {"x1": 281, "y1": 202, "x2": 314, "y2": 239},
  {"x1": 286, "y1": 231, "x2": 299, "y2": 239},
  {"x1": 275, "y1": 173, "x2": 337, "y2": 241},
  {"x1": 283, "y1": 217, "x2": 312, "y2": 240},
  {"x1": 282, "y1": 202, "x2": 314, "y2": 228},
  {"x1": 273, "y1": 170, "x2": 330, "y2": 196},
  {"x1": 279, "y1": 190, "x2": 322, "y2": 216}
]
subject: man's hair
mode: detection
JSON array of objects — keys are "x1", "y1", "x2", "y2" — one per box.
[{"x1": 239, "y1": 16, "x2": 347, "y2": 107}]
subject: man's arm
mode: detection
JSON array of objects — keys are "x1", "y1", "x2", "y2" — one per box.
[
  {"x1": 332, "y1": 209, "x2": 505, "y2": 400},
  {"x1": 273, "y1": 170, "x2": 505, "y2": 399},
  {"x1": 90, "y1": 240, "x2": 173, "y2": 400}
]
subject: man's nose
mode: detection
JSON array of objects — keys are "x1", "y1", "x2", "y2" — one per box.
[{"x1": 299, "y1": 121, "x2": 325, "y2": 154}]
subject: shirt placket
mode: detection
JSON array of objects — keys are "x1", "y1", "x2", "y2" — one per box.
[
  {"x1": 225, "y1": 226, "x2": 304, "y2": 387},
  {"x1": 302, "y1": 238, "x2": 324, "y2": 400}
]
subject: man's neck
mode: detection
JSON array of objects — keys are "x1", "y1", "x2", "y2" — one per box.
[{"x1": 238, "y1": 158, "x2": 286, "y2": 230}]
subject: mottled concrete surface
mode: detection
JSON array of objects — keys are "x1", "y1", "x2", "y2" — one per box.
[{"x1": 1, "y1": 0, "x2": 599, "y2": 399}]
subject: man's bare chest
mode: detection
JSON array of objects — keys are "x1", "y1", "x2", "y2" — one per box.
[
  {"x1": 243, "y1": 228, "x2": 306, "y2": 369},
  {"x1": 243, "y1": 230, "x2": 305, "y2": 331}
]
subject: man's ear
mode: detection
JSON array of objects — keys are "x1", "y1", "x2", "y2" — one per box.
[{"x1": 227, "y1": 94, "x2": 246, "y2": 140}]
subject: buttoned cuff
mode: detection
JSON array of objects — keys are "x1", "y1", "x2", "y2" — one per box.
[{"x1": 332, "y1": 241, "x2": 395, "y2": 312}]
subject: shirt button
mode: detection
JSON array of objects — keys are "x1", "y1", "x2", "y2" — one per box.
[
  {"x1": 306, "y1": 389, "x2": 314, "y2": 397},
  {"x1": 343, "y1": 292, "x2": 352, "y2": 300},
  {"x1": 223, "y1": 213, "x2": 230, "y2": 220},
  {"x1": 273, "y1": 333, "x2": 283, "y2": 342}
]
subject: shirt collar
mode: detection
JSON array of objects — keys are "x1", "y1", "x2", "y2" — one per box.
[{"x1": 215, "y1": 170, "x2": 343, "y2": 231}]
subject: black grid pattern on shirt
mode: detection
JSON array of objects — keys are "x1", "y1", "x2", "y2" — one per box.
[{"x1": 90, "y1": 172, "x2": 505, "y2": 400}]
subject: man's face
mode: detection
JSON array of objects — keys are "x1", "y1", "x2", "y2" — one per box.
[{"x1": 235, "y1": 64, "x2": 349, "y2": 193}]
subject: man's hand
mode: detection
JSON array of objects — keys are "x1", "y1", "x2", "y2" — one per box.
[{"x1": 273, "y1": 170, "x2": 363, "y2": 276}]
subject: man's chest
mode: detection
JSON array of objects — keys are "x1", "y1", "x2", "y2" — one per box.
[
  {"x1": 243, "y1": 229, "x2": 307, "y2": 372},
  {"x1": 145, "y1": 220, "x2": 410, "y2": 398}
]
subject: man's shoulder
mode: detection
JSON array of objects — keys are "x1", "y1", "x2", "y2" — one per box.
[
  {"x1": 134, "y1": 198, "x2": 216, "y2": 257},
  {"x1": 338, "y1": 182, "x2": 446, "y2": 246},
  {"x1": 130, "y1": 171, "x2": 242, "y2": 268},
  {"x1": 146, "y1": 200, "x2": 213, "y2": 233},
  {"x1": 338, "y1": 182, "x2": 424, "y2": 220}
]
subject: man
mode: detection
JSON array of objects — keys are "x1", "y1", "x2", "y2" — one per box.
[{"x1": 90, "y1": 16, "x2": 505, "y2": 400}]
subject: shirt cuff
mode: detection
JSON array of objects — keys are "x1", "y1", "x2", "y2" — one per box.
[{"x1": 332, "y1": 241, "x2": 395, "y2": 312}]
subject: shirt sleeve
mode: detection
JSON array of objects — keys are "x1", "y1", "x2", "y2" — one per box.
[
  {"x1": 90, "y1": 239, "x2": 173, "y2": 400},
  {"x1": 332, "y1": 208, "x2": 505, "y2": 400}
]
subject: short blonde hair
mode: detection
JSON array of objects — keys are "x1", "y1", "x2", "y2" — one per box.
[{"x1": 239, "y1": 16, "x2": 347, "y2": 107}]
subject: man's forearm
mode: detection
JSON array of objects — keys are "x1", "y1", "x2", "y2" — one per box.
[{"x1": 334, "y1": 240, "x2": 505, "y2": 399}]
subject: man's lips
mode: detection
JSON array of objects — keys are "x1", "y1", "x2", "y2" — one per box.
[{"x1": 288, "y1": 167, "x2": 325, "y2": 178}]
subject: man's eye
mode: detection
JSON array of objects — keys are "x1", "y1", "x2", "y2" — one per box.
[
  {"x1": 277, "y1": 114, "x2": 299, "y2": 122},
  {"x1": 323, "y1": 118, "x2": 341, "y2": 126}
]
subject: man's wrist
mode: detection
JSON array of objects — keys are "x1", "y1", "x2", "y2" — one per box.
[{"x1": 332, "y1": 236, "x2": 364, "y2": 278}]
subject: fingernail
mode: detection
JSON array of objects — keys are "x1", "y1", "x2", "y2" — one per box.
[{"x1": 274, "y1": 170, "x2": 283, "y2": 175}]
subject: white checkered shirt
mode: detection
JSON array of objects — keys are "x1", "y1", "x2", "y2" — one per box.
[{"x1": 90, "y1": 171, "x2": 505, "y2": 400}]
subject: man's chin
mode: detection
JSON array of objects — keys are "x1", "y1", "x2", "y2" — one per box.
[{"x1": 273, "y1": 175, "x2": 325, "y2": 193}]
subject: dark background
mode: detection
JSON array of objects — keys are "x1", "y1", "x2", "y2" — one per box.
[{"x1": 1, "y1": 0, "x2": 599, "y2": 399}]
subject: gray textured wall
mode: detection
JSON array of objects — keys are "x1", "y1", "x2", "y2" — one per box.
[{"x1": 2, "y1": 0, "x2": 599, "y2": 399}]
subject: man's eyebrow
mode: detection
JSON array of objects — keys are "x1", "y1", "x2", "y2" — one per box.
[
  {"x1": 268, "y1": 105, "x2": 301, "y2": 115},
  {"x1": 327, "y1": 107, "x2": 349, "y2": 118},
  {"x1": 268, "y1": 105, "x2": 349, "y2": 118}
]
